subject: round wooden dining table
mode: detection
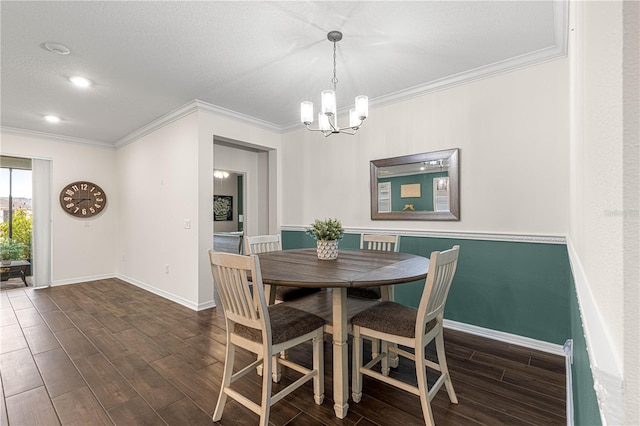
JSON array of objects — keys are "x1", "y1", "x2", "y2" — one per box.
[{"x1": 256, "y1": 248, "x2": 430, "y2": 419}]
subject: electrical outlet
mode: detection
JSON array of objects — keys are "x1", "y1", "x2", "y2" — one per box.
[
  {"x1": 184, "y1": 219, "x2": 191, "y2": 229},
  {"x1": 164, "y1": 264, "x2": 169, "y2": 274}
]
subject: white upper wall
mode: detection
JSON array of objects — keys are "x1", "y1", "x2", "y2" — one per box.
[
  {"x1": 281, "y1": 58, "x2": 570, "y2": 236},
  {"x1": 116, "y1": 112, "x2": 201, "y2": 305},
  {"x1": 0, "y1": 131, "x2": 117, "y2": 283}
]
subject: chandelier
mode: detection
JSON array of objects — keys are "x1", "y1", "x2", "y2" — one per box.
[{"x1": 300, "y1": 31, "x2": 368, "y2": 136}]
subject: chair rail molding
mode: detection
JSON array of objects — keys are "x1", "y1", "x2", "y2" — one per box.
[{"x1": 280, "y1": 225, "x2": 566, "y2": 245}]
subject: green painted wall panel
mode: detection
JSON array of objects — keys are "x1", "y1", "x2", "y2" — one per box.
[
  {"x1": 282, "y1": 230, "x2": 571, "y2": 345},
  {"x1": 570, "y1": 275, "x2": 601, "y2": 425},
  {"x1": 399, "y1": 236, "x2": 571, "y2": 344}
]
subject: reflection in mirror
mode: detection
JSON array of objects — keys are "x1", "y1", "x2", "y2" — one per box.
[{"x1": 370, "y1": 148, "x2": 459, "y2": 221}]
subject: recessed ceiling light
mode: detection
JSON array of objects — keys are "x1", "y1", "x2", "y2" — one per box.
[
  {"x1": 44, "y1": 115, "x2": 61, "y2": 123},
  {"x1": 42, "y1": 41, "x2": 70, "y2": 55},
  {"x1": 69, "y1": 76, "x2": 91, "y2": 87}
]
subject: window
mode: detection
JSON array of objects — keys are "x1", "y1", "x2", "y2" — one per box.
[{"x1": 1, "y1": 156, "x2": 32, "y2": 261}]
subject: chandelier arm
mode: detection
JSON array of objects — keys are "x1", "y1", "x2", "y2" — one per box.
[
  {"x1": 305, "y1": 124, "x2": 340, "y2": 137},
  {"x1": 338, "y1": 128, "x2": 358, "y2": 136}
]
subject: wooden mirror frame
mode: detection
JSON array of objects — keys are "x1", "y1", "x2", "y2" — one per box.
[{"x1": 370, "y1": 148, "x2": 460, "y2": 221}]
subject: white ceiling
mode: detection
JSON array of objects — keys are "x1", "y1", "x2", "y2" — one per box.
[{"x1": 1, "y1": 1, "x2": 567, "y2": 147}]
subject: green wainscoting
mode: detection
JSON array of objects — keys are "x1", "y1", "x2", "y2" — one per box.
[
  {"x1": 570, "y1": 275, "x2": 602, "y2": 425},
  {"x1": 282, "y1": 230, "x2": 571, "y2": 344}
]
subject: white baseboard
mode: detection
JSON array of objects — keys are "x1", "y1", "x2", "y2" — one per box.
[
  {"x1": 116, "y1": 274, "x2": 216, "y2": 311},
  {"x1": 52, "y1": 273, "x2": 116, "y2": 287},
  {"x1": 444, "y1": 319, "x2": 566, "y2": 356}
]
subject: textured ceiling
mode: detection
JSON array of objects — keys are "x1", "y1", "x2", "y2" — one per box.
[{"x1": 1, "y1": 1, "x2": 566, "y2": 146}]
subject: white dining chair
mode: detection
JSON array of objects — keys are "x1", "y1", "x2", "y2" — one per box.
[
  {"x1": 245, "y1": 234, "x2": 320, "y2": 302},
  {"x1": 351, "y1": 245, "x2": 460, "y2": 426},
  {"x1": 348, "y1": 233, "x2": 401, "y2": 365},
  {"x1": 209, "y1": 251, "x2": 325, "y2": 426},
  {"x1": 348, "y1": 233, "x2": 400, "y2": 300}
]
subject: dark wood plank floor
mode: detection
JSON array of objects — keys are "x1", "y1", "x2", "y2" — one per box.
[{"x1": 0, "y1": 278, "x2": 566, "y2": 425}]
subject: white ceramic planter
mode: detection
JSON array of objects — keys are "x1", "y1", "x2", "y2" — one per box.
[{"x1": 316, "y1": 240, "x2": 339, "y2": 260}]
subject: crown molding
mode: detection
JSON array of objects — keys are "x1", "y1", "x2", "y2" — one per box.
[
  {"x1": 193, "y1": 99, "x2": 282, "y2": 133},
  {"x1": 280, "y1": 225, "x2": 566, "y2": 245},
  {"x1": 114, "y1": 99, "x2": 282, "y2": 149},
  {"x1": 113, "y1": 100, "x2": 200, "y2": 149},
  {"x1": 0, "y1": 126, "x2": 115, "y2": 150}
]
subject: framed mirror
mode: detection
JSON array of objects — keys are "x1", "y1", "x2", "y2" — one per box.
[{"x1": 370, "y1": 148, "x2": 459, "y2": 220}]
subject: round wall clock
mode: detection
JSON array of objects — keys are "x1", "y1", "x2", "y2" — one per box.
[{"x1": 59, "y1": 181, "x2": 107, "y2": 218}]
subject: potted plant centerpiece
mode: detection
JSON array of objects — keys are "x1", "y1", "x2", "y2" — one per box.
[{"x1": 306, "y1": 218, "x2": 344, "y2": 260}]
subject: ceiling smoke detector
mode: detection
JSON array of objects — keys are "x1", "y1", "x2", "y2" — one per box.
[{"x1": 42, "y1": 42, "x2": 70, "y2": 55}]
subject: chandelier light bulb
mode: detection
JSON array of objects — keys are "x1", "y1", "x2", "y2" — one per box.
[
  {"x1": 318, "y1": 113, "x2": 331, "y2": 131},
  {"x1": 301, "y1": 101, "x2": 314, "y2": 124},
  {"x1": 321, "y1": 90, "x2": 336, "y2": 116},
  {"x1": 355, "y1": 95, "x2": 369, "y2": 119}
]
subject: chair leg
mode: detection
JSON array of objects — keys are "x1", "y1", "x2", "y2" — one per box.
[
  {"x1": 415, "y1": 342, "x2": 435, "y2": 426},
  {"x1": 213, "y1": 339, "x2": 235, "y2": 421},
  {"x1": 256, "y1": 354, "x2": 281, "y2": 383},
  {"x1": 381, "y1": 340, "x2": 390, "y2": 376},
  {"x1": 256, "y1": 355, "x2": 263, "y2": 377},
  {"x1": 313, "y1": 331, "x2": 325, "y2": 405},
  {"x1": 371, "y1": 337, "x2": 379, "y2": 359},
  {"x1": 259, "y1": 348, "x2": 273, "y2": 426},
  {"x1": 271, "y1": 355, "x2": 282, "y2": 383},
  {"x1": 389, "y1": 343, "x2": 400, "y2": 368},
  {"x1": 435, "y1": 330, "x2": 458, "y2": 404},
  {"x1": 352, "y1": 330, "x2": 363, "y2": 403}
]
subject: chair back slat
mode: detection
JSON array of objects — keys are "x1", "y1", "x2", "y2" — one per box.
[
  {"x1": 417, "y1": 246, "x2": 460, "y2": 330},
  {"x1": 209, "y1": 251, "x2": 268, "y2": 331},
  {"x1": 245, "y1": 234, "x2": 282, "y2": 255},
  {"x1": 360, "y1": 234, "x2": 400, "y2": 252}
]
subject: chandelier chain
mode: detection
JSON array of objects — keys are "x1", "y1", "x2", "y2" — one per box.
[{"x1": 332, "y1": 40, "x2": 338, "y2": 91}]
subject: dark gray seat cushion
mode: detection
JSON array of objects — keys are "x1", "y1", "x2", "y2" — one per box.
[
  {"x1": 234, "y1": 304, "x2": 325, "y2": 345},
  {"x1": 347, "y1": 286, "x2": 381, "y2": 300},
  {"x1": 351, "y1": 301, "x2": 436, "y2": 339}
]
